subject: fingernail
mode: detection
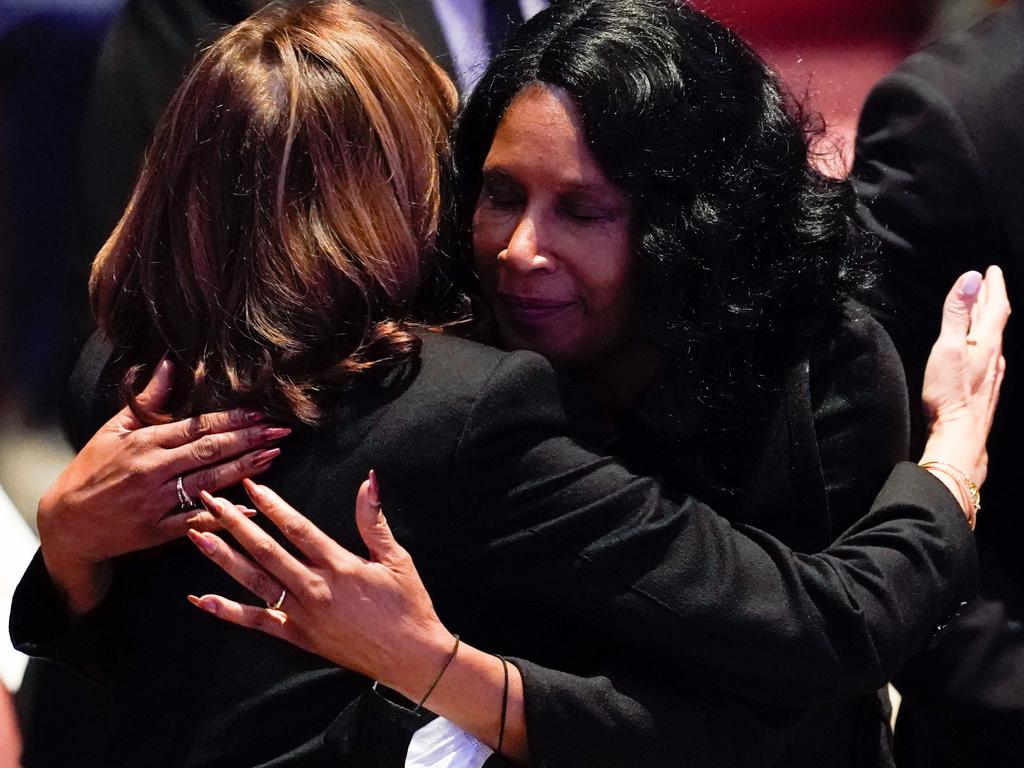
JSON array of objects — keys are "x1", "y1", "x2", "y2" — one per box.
[
  {"x1": 961, "y1": 271, "x2": 983, "y2": 297},
  {"x1": 198, "y1": 490, "x2": 221, "y2": 515},
  {"x1": 245, "y1": 410, "x2": 267, "y2": 424},
  {"x1": 253, "y1": 448, "x2": 281, "y2": 466},
  {"x1": 261, "y1": 426, "x2": 292, "y2": 441},
  {"x1": 243, "y1": 478, "x2": 263, "y2": 499},
  {"x1": 236, "y1": 505, "x2": 258, "y2": 517},
  {"x1": 187, "y1": 594, "x2": 218, "y2": 614},
  {"x1": 187, "y1": 529, "x2": 217, "y2": 554},
  {"x1": 368, "y1": 469, "x2": 380, "y2": 505}
]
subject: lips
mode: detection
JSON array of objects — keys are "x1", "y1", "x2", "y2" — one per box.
[{"x1": 495, "y1": 292, "x2": 578, "y2": 327}]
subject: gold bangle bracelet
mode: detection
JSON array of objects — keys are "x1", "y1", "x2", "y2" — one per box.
[{"x1": 920, "y1": 460, "x2": 980, "y2": 530}]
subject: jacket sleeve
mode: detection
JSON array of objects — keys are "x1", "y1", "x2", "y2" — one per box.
[
  {"x1": 451, "y1": 350, "x2": 976, "y2": 707},
  {"x1": 504, "y1": 308, "x2": 918, "y2": 766}
]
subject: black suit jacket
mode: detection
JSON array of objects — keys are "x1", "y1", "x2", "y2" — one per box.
[
  {"x1": 853, "y1": 3, "x2": 1024, "y2": 765},
  {"x1": 13, "y1": 330, "x2": 974, "y2": 766},
  {"x1": 502, "y1": 303, "x2": 915, "y2": 768}
]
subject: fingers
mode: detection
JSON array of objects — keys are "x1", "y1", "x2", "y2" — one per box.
[
  {"x1": 186, "y1": 529, "x2": 289, "y2": 606},
  {"x1": 161, "y1": 425, "x2": 290, "y2": 477},
  {"x1": 114, "y1": 358, "x2": 175, "y2": 428},
  {"x1": 135, "y1": 358, "x2": 175, "y2": 413},
  {"x1": 168, "y1": 448, "x2": 281, "y2": 508},
  {"x1": 187, "y1": 594, "x2": 303, "y2": 647},
  {"x1": 154, "y1": 504, "x2": 256, "y2": 540},
  {"x1": 355, "y1": 470, "x2": 404, "y2": 567},
  {"x1": 938, "y1": 270, "x2": 983, "y2": 341},
  {"x1": 973, "y1": 265, "x2": 1011, "y2": 341},
  {"x1": 241, "y1": 479, "x2": 356, "y2": 567},
  {"x1": 199, "y1": 491, "x2": 313, "y2": 590},
  {"x1": 149, "y1": 409, "x2": 269, "y2": 449}
]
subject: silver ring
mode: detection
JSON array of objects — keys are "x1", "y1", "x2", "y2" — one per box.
[
  {"x1": 176, "y1": 476, "x2": 196, "y2": 510},
  {"x1": 267, "y1": 589, "x2": 287, "y2": 611}
]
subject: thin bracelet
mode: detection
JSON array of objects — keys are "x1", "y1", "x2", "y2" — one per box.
[
  {"x1": 496, "y1": 655, "x2": 510, "y2": 756},
  {"x1": 413, "y1": 634, "x2": 460, "y2": 712},
  {"x1": 920, "y1": 462, "x2": 975, "y2": 529},
  {"x1": 919, "y1": 460, "x2": 980, "y2": 529}
]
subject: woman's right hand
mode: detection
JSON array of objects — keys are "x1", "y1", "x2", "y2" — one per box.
[
  {"x1": 37, "y1": 359, "x2": 290, "y2": 616},
  {"x1": 920, "y1": 266, "x2": 1010, "y2": 491}
]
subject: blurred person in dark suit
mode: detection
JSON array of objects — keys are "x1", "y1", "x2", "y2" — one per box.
[{"x1": 853, "y1": 1, "x2": 1024, "y2": 765}]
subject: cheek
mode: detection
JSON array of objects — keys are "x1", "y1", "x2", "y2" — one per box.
[
  {"x1": 471, "y1": 211, "x2": 506, "y2": 277},
  {"x1": 578, "y1": 234, "x2": 635, "y2": 312}
]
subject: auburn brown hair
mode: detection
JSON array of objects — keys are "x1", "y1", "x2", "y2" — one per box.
[{"x1": 91, "y1": 0, "x2": 458, "y2": 424}]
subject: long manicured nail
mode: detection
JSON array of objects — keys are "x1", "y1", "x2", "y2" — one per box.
[
  {"x1": 961, "y1": 271, "x2": 983, "y2": 297},
  {"x1": 245, "y1": 410, "x2": 267, "y2": 424},
  {"x1": 236, "y1": 505, "x2": 258, "y2": 517},
  {"x1": 368, "y1": 469, "x2": 380, "y2": 506},
  {"x1": 262, "y1": 426, "x2": 292, "y2": 441},
  {"x1": 253, "y1": 448, "x2": 281, "y2": 467},
  {"x1": 187, "y1": 529, "x2": 217, "y2": 554},
  {"x1": 198, "y1": 490, "x2": 222, "y2": 515},
  {"x1": 187, "y1": 594, "x2": 219, "y2": 614}
]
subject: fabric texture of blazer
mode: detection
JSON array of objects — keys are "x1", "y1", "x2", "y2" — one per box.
[
  {"x1": 853, "y1": 3, "x2": 1024, "y2": 764},
  {"x1": 428, "y1": 302, "x2": 936, "y2": 768},
  {"x1": 12, "y1": 326, "x2": 975, "y2": 766}
]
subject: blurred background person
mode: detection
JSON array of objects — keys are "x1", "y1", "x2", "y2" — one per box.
[{"x1": 853, "y1": 1, "x2": 1023, "y2": 765}]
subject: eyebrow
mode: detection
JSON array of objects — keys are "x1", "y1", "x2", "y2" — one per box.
[{"x1": 480, "y1": 167, "x2": 621, "y2": 200}]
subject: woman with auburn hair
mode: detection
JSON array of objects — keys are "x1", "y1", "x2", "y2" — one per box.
[{"x1": 10, "y1": 1, "x2": 1005, "y2": 767}]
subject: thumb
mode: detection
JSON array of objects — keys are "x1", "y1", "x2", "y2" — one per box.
[
  {"x1": 355, "y1": 470, "x2": 401, "y2": 565},
  {"x1": 938, "y1": 270, "x2": 983, "y2": 340},
  {"x1": 115, "y1": 357, "x2": 175, "y2": 427},
  {"x1": 138, "y1": 357, "x2": 175, "y2": 411}
]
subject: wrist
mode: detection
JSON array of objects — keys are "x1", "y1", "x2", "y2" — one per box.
[
  {"x1": 918, "y1": 458, "x2": 980, "y2": 530},
  {"x1": 384, "y1": 623, "x2": 459, "y2": 703},
  {"x1": 37, "y1": 494, "x2": 112, "y2": 617},
  {"x1": 921, "y1": 423, "x2": 986, "y2": 485}
]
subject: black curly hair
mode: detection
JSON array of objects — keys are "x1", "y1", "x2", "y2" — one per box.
[{"x1": 449, "y1": 0, "x2": 876, "y2": 482}]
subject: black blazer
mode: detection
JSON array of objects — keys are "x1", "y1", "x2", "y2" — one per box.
[
  {"x1": 494, "y1": 303, "x2": 916, "y2": 768},
  {"x1": 12, "y1": 330, "x2": 975, "y2": 766},
  {"x1": 853, "y1": 3, "x2": 1024, "y2": 765}
]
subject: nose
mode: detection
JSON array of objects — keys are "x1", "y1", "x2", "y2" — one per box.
[{"x1": 499, "y1": 213, "x2": 554, "y2": 275}]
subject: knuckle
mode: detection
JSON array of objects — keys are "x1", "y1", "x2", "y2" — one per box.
[
  {"x1": 252, "y1": 538, "x2": 277, "y2": 564},
  {"x1": 247, "y1": 569, "x2": 272, "y2": 597},
  {"x1": 251, "y1": 611, "x2": 276, "y2": 631},
  {"x1": 192, "y1": 435, "x2": 223, "y2": 463},
  {"x1": 281, "y1": 515, "x2": 310, "y2": 543},
  {"x1": 306, "y1": 582, "x2": 333, "y2": 608},
  {"x1": 126, "y1": 461, "x2": 152, "y2": 482}
]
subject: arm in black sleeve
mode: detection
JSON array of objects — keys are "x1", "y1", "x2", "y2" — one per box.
[
  {"x1": 452, "y1": 350, "x2": 976, "y2": 707},
  {"x1": 511, "y1": 305, "x2": 915, "y2": 765}
]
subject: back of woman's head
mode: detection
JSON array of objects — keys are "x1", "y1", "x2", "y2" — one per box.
[
  {"x1": 453, "y1": 0, "x2": 872, "y2": 442},
  {"x1": 92, "y1": 0, "x2": 457, "y2": 424}
]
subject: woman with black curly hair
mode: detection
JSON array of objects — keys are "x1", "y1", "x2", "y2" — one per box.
[{"x1": 184, "y1": 2, "x2": 1005, "y2": 767}]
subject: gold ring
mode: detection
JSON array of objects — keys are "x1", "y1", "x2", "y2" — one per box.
[{"x1": 267, "y1": 589, "x2": 287, "y2": 611}]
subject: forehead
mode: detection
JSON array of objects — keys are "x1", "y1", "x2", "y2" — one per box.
[{"x1": 485, "y1": 84, "x2": 614, "y2": 191}]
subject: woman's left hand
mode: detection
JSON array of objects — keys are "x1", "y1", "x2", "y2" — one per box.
[{"x1": 188, "y1": 475, "x2": 457, "y2": 700}]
